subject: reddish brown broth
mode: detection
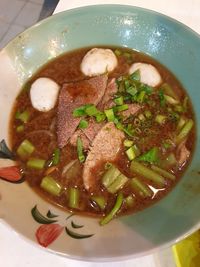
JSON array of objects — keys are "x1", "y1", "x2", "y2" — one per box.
[{"x1": 10, "y1": 46, "x2": 196, "y2": 218}]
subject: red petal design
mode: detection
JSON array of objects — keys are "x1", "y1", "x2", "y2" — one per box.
[
  {"x1": 0, "y1": 166, "x2": 21, "y2": 182},
  {"x1": 36, "y1": 224, "x2": 64, "y2": 247}
]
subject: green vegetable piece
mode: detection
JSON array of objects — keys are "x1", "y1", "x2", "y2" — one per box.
[
  {"x1": 177, "y1": 116, "x2": 186, "y2": 131},
  {"x1": 144, "y1": 110, "x2": 152, "y2": 118},
  {"x1": 123, "y1": 52, "x2": 132, "y2": 59},
  {"x1": 126, "y1": 146, "x2": 136, "y2": 161},
  {"x1": 73, "y1": 104, "x2": 93, "y2": 117},
  {"x1": 176, "y1": 119, "x2": 194, "y2": 144},
  {"x1": 27, "y1": 158, "x2": 46, "y2": 169},
  {"x1": 125, "y1": 195, "x2": 135, "y2": 207},
  {"x1": 158, "y1": 90, "x2": 166, "y2": 107},
  {"x1": 102, "y1": 164, "x2": 121, "y2": 188},
  {"x1": 114, "y1": 49, "x2": 122, "y2": 56},
  {"x1": 85, "y1": 105, "x2": 98, "y2": 116},
  {"x1": 52, "y1": 148, "x2": 60, "y2": 165},
  {"x1": 126, "y1": 85, "x2": 137, "y2": 96},
  {"x1": 16, "y1": 125, "x2": 24, "y2": 133},
  {"x1": 78, "y1": 119, "x2": 88, "y2": 129},
  {"x1": 130, "y1": 70, "x2": 140, "y2": 81},
  {"x1": 164, "y1": 94, "x2": 179, "y2": 105},
  {"x1": 131, "y1": 177, "x2": 153, "y2": 198},
  {"x1": 15, "y1": 110, "x2": 30, "y2": 123},
  {"x1": 104, "y1": 108, "x2": 115, "y2": 122},
  {"x1": 77, "y1": 137, "x2": 85, "y2": 163},
  {"x1": 95, "y1": 112, "x2": 106, "y2": 123},
  {"x1": 31, "y1": 205, "x2": 57, "y2": 224},
  {"x1": 17, "y1": 139, "x2": 35, "y2": 158},
  {"x1": 137, "y1": 90, "x2": 146, "y2": 103},
  {"x1": 114, "y1": 104, "x2": 129, "y2": 112},
  {"x1": 160, "y1": 83, "x2": 179, "y2": 100},
  {"x1": 100, "y1": 192, "x2": 123, "y2": 225},
  {"x1": 130, "y1": 161, "x2": 165, "y2": 186},
  {"x1": 91, "y1": 196, "x2": 106, "y2": 210},
  {"x1": 0, "y1": 139, "x2": 14, "y2": 159},
  {"x1": 155, "y1": 114, "x2": 166, "y2": 124},
  {"x1": 40, "y1": 176, "x2": 62, "y2": 196},
  {"x1": 137, "y1": 147, "x2": 159, "y2": 164},
  {"x1": 69, "y1": 188, "x2": 80, "y2": 209},
  {"x1": 123, "y1": 139, "x2": 134, "y2": 147},
  {"x1": 151, "y1": 165, "x2": 175, "y2": 180},
  {"x1": 65, "y1": 226, "x2": 94, "y2": 239},
  {"x1": 114, "y1": 96, "x2": 124, "y2": 106},
  {"x1": 132, "y1": 144, "x2": 141, "y2": 157},
  {"x1": 71, "y1": 221, "x2": 84, "y2": 229},
  {"x1": 107, "y1": 173, "x2": 128, "y2": 194}
]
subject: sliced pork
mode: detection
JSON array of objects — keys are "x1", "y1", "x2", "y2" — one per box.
[
  {"x1": 57, "y1": 75, "x2": 108, "y2": 148},
  {"x1": 83, "y1": 122, "x2": 125, "y2": 191}
]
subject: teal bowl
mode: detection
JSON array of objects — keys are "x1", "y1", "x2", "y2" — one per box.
[{"x1": 0, "y1": 5, "x2": 200, "y2": 261}]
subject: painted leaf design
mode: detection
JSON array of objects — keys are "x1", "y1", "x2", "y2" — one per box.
[
  {"x1": 0, "y1": 140, "x2": 14, "y2": 159},
  {"x1": 0, "y1": 166, "x2": 22, "y2": 182},
  {"x1": 36, "y1": 224, "x2": 64, "y2": 247}
]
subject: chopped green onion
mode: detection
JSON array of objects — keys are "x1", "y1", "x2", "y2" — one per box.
[
  {"x1": 151, "y1": 165, "x2": 175, "y2": 180},
  {"x1": 85, "y1": 105, "x2": 98, "y2": 116},
  {"x1": 95, "y1": 112, "x2": 106, "y2": 123},
  {"x1": 137, "y1": 147, "x2": 159, "y2": 164},
  {"x1": 104, "y1": 108, "x2": 115, "y2": 122},
  {"x1": 107, "y1": 173, "x2": 128, "y2": 194},
  {"x1": 164, "y1": 94, "x2": 179, "y2": 105},
  {"x1": 177, "y1": 116, "x2": 186, "y2": 131},
  {"x1": 125, "y1": 195, "x2": 135, "y2": 207},
  {"x1": 138, "y1": 114, "x2": 145, "y2": 121},
  {"x1": 102, "y1": 164, "x2": 121, "y2": 188},
  {"x1": 52, "y1": 148, "x2": 60, "y2": 165},
  {"x1": 123, "y1": 139, "x2": 134, "y2": 147},
  {"x1": 131, "y1": 177, "x2": 153, "y2": 198},
  {"x1": 130, "y1": 161, "x2": 165, "y2": 186},
  {"x1": 126, "y1": 146, "x2": 136, "y2": 161},
  {"x1": 160, "y1": 83, "x2": 179, "y2": 100},
  {"x1": 130, "y1": 70, "x2": 140, "y2": 81},
  {"x1": 114, "y1": 104, "x2": 129, "y2": 112},
  {"x1": 77, "y1": 137, "x2": 85, "y2": 163},
  {"x1": 15, "y1": 110, "x2": 30, "y2": 123},
  {"x1": 100, "y1": 192, "x2": 123, "y2": 225},
  {"x1": 40, "y1": 176, "x2": 61, "y2": 196},
  {"x1": 27, "y1": 158, "x2": 46, "y2": 169},
  {"x1": 91, "y1": 196, "x2": 106, "y2": 210},
  {"x1": 16, "y1": 125, "x2": 24, "y2": 133},
  {"x1": 140, "y1": 84, "x2": 153, "y2": 95},
  {"x1": 144, "y1": 110, "x2": 152, "y2": 118},
  {"x1": 73, "y1": 104, "x2": 93, "y2": 117},
  {"x1": 132, "y1": 144, "x2": 141, "y2": 156},
  {"x1": 137, "y1": 90, "x2": 146, "y2": 103},
  {"x1": 158, "y1": 90, "x2": 166, "y2": 107},
  {"x1": 114, "y1": 96, "x2": 124, "y2": 106},
  {"x1": 126, "y1": 85, "x2": 137, "y2": 96},
  {"x1": 78, "y1": 119, "x2": 88, "y2": 129},
  {"x1": 17, "y1": 139, "x2": 35, "y2": 158},
  {"x1": 69, "y1": 188, "x2": 80, "y2": 209},
  {"x1": 155, "y1": 114, "x2": 166, "y2": 124},
  {"x1": 176, "y1": 119, "x2": 194, "y2": 144}
]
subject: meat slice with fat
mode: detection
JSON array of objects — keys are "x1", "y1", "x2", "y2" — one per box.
[
  {"x1": 57, "y1": 75, "x2": 108, "y2": 148},
  {"x1": 98, "y1": 78, "x2": 118, "y2": 110},
  {"x1": 83, "y1": 122, "x2": 125, "y2": 191}
]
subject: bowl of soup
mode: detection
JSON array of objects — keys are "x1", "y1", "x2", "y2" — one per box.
[{"x1": 0, "y1": 4, "x2": 200, "y2": 261}]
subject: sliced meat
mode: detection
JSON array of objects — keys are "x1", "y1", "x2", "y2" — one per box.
[
  {"x1": 176, "y1": 140, "x2": 190, "y2": 168},
  {"x1": 121, "y1": 103, "x2": 141, "y2": 119},
  {"x1": 57, "y1": 75, "x2": 108, "y2": 148},
  {"x1": 98, "y1": 78, "x2": 118, "y2": 110},
  {"x1": 70, "y1": 118, "x2": 105, "y2": 149},
  {"x1": 83, "y1": 122, "x2": 125, "y2": 191}
]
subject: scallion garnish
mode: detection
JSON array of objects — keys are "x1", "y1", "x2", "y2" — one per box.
[
  {"x1": 78, "y1": 119, "x2": 88, "y2": 129},
  {"x1": 77, "y1": 137, "x2": 85, "y2": 163},
  {"x1": 114, "y1": 96, "x2": 124, "y2": 106},
  {"x1": 104, "y1": 108, "x2": 115, "y2": 122}
]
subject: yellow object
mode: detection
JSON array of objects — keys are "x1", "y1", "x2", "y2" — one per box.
[{"x1": 173, "y1": 230, "x2": 200, "y2": 267}]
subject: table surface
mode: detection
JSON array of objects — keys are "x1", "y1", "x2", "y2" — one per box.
[{"x1": 1, "y1": 0, "x2": 200, "y2": 266}]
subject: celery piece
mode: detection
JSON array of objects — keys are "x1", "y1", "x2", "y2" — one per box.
[
  {"x1": 131, "y1": 177, "x2": 153, "y2": 198},
  {"x1": 27, "y1": 158, "x2": 46, "y2": 169},
  {"x1": 16, "y1": 125, "x2": 24, "y2": 133},
  {"x1": 40, "y1": 176, "x2": 61, "y2": 196},
  {"x1": 102, "y1": 164, "x2": 120, "y2": 188},
  {"x1": 85, "y1": 105, "x2": 98, "y2": 116},
  {"x1": 91, "y1": 196, "x2": 106, "y2": 210},
  {"x1": 130, "y1": 70, "x2": 140, "y2": 81},
  {"x1": 100, "y1": 192, "x2": 123, "y2": 225},
  {"x1": 164, "y1": 94, "x2": 179, "y2": 105},
  {"x1": 114, "y1": 49, "x2": 122, "y2": 56},
  {"x1": 126, "y1": 146, "x2": 136, "y2": 161},
  {"x1": 107, "y1": 173, "x2": 128, "y2": 194},
  {"x1": 15, "y1": 110, "x2": 30, "y2": 123},
  {"x1": 114, "y1": 96, "x2": 124, "y2": 106},
  {"x1": 73, "y1": 104, "x2": 93, "y2": 117},
  {"x1": 176, "y1": 119, "x2": 194, "y2": 144},
  {"x1": 52, "y1": 148, "x2": 60, "y2": 165},
  {"x1": 151, "y1": 165, "x2": 175, "y2": 180},
  {"x1": 69, "y1": 188, "x2": 80, "y2": 209},
  {"x1": 177, "y1": 117, "x2": 186, "y2": 132},
  {"x1": 77, "y1": 137, "x2": 85, "y2": 163},
  {"x1": 130, "y1": 161, "x2": 165, "y2": 186},
  {"x1": 124, "y1": 139, "x2": 134, "y2": 147},
  {"x1": 95, "y1": 112, "x2": 106, "y2": 123},
  {"x1": 17, "y1": 139, "x2": 35, "y2": 157},
  {"x1": 114, "y1": 104, "x2": 129, "y2": 112}
]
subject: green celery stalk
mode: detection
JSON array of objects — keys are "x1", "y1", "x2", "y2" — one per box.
[
  {"x1": 102, "y1": 164, "x2": 120, "y2": 188},
  {"x1": 69, "y1": 188, "x2": 80, "y2": 209},
  {"x1": 17, "y1": 139, "x2": 35, "y2": 158},
  {"x1": 131, "y1": 177, "x2": 153, "y2": 198},
  {"x1": 40, "y1": 176, "x2": 62, "y2": 196},
  {"x1": 151, "y1": 165, "x2": 175, "y2": 180},
  {"x1": 107, "y1": 173, "x2": 128, "y2": 194},
  {"x1": 27, "y1": 158, "x2": 46, "y2": 169},
  {"x1": 77, "y1": 137, "x2": 85, "y2": 163},
  {"x1": 176, "y1": 119, "x2": 194, "y2": 144}
]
